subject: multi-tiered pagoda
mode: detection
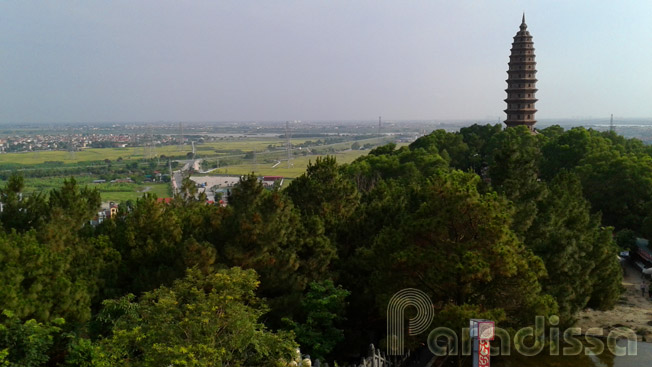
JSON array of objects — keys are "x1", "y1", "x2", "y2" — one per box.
[{"x1": 504, "y1": 14, "x2": 538, "y2": 130}]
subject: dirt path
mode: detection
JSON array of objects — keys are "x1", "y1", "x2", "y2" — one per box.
[{"x1": 575, "y1": 262, "x2": 652, "y2": 341}]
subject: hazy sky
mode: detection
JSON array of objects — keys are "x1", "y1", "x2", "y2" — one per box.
[{"x1": 1, "y1": 1, "x2": 651, "y2": 124}]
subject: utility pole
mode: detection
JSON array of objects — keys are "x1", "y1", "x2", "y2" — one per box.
[
  {"x1": 143, "y1": 125, "x2": 156, "y2": 160},
  {"x1": 251, "y1": 150, "x2": 257, "y2": 174},
  {"x1": 285, "y1": 121, "x2": 292, "y2": 168},
  {"x1": 68, "y1": 127, "x2": 76, "y2": 160},
  {"x1": 378, "y1": 116, "x2": 382, "y2": 137},
  {"x1": 178, "y1": 122, "x2": 184, "y2": 150},
  {"x1": 169, "y1": 159, "x2": 176, "y2": 195}
]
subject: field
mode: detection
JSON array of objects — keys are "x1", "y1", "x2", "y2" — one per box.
[
  {"x1": 0, "y1": 135, "x2": 396, "y2": 203},
  {"x1": 11, "y1": 176, "x2": 172, "y2": 203},
  {"x1": 205, "y1": 149, "x2": 368, "y2": 178},
  {"x1": 0, "y1": 138, "x2": 312, "y2": 166}
]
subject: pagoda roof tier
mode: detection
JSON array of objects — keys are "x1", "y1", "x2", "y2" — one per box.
[
  {"x1": 505, "y1": 88, "x2": 539, "y2": 93},
  {"x1": 507, "y1": 66, "x2": 537, "y2": 70},
  {"x1": 509, "y1": 48, "x2": 536, "y2": 53},
  {"x1": 508, "y1": 60, "x2": 537, "y2": 65},
  {"x1": 504, "y1": 109, "x2": 538, "y2": 114},
  {"x1": 504, "y1": 97, "x2": 539, "y2": 103},
  {"x1": 506, "y1": 78, "x2": 539, "y2": 83},
  {"x1": 504, "y1": 121, "x2": 537, "y2": 127}
]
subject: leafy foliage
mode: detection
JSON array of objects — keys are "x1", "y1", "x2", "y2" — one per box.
[
  {"x1": 98, "y1": 267, "x2": 297, "y2": 366},
  {"x1": 0, "y1": 310, "x2": 64, "y2": 367},
  {"x1": 283, "y1": 280, "x2": 350, "y2": 360},
  {"x1": 0, "y1": 123, "x2": 643, "y2": 364}
]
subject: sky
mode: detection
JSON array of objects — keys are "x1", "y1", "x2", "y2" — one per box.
[{"x1": 1, "y1": 1, "x2": 652, "y2": 124}]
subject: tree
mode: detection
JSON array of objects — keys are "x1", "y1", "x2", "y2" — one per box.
[
  {"x1": 98, "y1": 194, "x2": 195, "y2": 295},
  {"x1": 576, "y1": 154, "x2": 652, "y2": 232},
  {"x1": 283, "y1": 280, "x2": 350, "y2": 360},
  {"x1": 0, "y1": 310, "x2": 64, "y2": 367},
  {"x1": 286, "y1": 156, "x2": 359, "y2": 236},
  {"x1": 586, "y1": 227, "x2": 623, "y2": 310},
  {"x1": 540, "y1": 127, "x2": 612, "y2": 180},
  {"x1": 364, "y1": 170, "x2": 555, "y2": 347},
  {"x1": 459, "y1": 124, "x2": 503, "y2": 173},
  {"x1": 523, "y1": 172, "x2": 604, "y2": 323},
  {"x1": 0, "y1": 231, "x2": 92, "y2": 324},
  {"x1": 409, "y1": 129, "x2": 469, "y2": 169},
  {"x1": 39, "y1": 177, "x2": 101, "y2": 251},
  {"x1": 0, "y1": 174, "x2": 47, "y2": 232},
  {"x1": 487, "y1": 126, "x2": 546, "y2": 237},
  {"x1": 615, "y1": 229, "x2": 637, "y2": 252},
  {"x1": 219, "y1": 175, "x2": 334, "y2": 319},
  {"x1": 98, "y1": 268, "x2": 297, "y2": 366}
]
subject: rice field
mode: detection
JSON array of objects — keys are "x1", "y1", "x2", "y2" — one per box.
[
  {"x1": 0, "y1": 138, "x2": 311, "y2": 166},
  {"x1": 0, "y1": 136, "x2": 396, "y2": 202},
  {"x1": 204, "y1": 149, "x2": 368, "y2": 178}
]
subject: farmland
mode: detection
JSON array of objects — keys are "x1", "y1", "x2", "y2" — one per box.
[
  {"x1": 0, "y1": 138, "x2": 312, "y2": 166},
  {"x1": 19, "y1": 176, "x2": 171, "y2": 203},
  {"x1": 206, "y1": 149, "x2": 368, "y2": 178},
  {"x1": 0, "y1": 133, "x2": 400, "y2": 203}
]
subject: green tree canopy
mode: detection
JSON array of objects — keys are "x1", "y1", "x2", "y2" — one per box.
[{"x1": 98, "y1": 267, "x2": 297, "y2": 366}]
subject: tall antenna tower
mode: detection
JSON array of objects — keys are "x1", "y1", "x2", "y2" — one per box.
[
  {"x1": 131, "y1": 123, "x2": 137, "y2": 149},
  {"x1": 252, "y1": 150, "x2": 257, "y2": 174},
  {"x1": 285, "y1": 121, "x2": 292, "y2": 168},
  {"x1": 143, "y1": 125, "x2": 156, "y2": 160},
  {"x1": 610, "y1": 114, "x2": 615, "y2": 133},
  {"x1": 67, "y1": 128, "x2": 76, "y2": 160},
  {"x1": 178, "y1": 122, "x2": 184, "y2": 150},
  {"x1": 378, "y1": 116, "x2": 382, "y2": 137},
  {"x1": 169, "y1": 159, "x2": 177, "y2": 195}
]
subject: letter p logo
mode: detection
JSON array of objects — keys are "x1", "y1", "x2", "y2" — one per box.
[{"x1": 387, "y1": 288, "x2": 434, "y2": 355}]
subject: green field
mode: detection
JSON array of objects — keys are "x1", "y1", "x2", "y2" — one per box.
[
  {"x1": 0, "y1": 138, "x2": 312, "y2": 166},
  {"x1": 5, "y1": 176, "x2": 172, "y2": 203},
  {"x1": 99, "y1": 183, "x2": 171, "y2": 203},
  {"x1": 205, "y1": 150, "x2": 368, "y2": 178},
  {"x1": 0, "y1": 136, "x2": 397, "y2": 203}
]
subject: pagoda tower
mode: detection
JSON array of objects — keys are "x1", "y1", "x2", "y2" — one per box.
[{"x1": 504, "y1": 14, "x2": 538, "y2": 130}]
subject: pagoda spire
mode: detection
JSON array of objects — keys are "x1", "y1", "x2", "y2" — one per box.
[{"x1": 504, "y1": 15, "x2": 538, "y2": 130}]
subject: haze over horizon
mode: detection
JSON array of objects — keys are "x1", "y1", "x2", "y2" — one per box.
[{"x1": 2, "y1": 1, "x2": 651, "y2": 124}]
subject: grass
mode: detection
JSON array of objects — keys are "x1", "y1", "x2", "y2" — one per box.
[
  {"x1": 2, "y1": 176, "x2": 172, "y2": 204},
  {"x1": 0, "y1": 138, "x2": 313, "y2": 166},
  {"x1": 0, "y1": 136, "x2": 389, "y2": 167},
  {"x1": 0, "y1": 136, "x2": 397, "y2": 202},
  {"x1": 203, "y1": 150, "x2": 368, "y2": 178},
  {"x1": 99, "y1": 183, "x2": 171, "y2": 203}
]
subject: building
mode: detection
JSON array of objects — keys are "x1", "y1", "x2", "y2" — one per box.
[
  {"x1": 90, "y1": 202, "x2": 118, "y2": 225},
  {"x1": 262, "y1": 176, "x2": 284, "y2": 188},
  {"x1": 504, "y1": 14, "x2": 538, "y2": 130}
]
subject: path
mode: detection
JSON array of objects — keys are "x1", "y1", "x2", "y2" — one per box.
[{"x1": 575, "y1": 262, "x2": 652, "y2": 341}]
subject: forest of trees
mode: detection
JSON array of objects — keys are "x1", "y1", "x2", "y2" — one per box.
[{"x1": 1, "y1": 124, "x2": 646, "y2": 366}]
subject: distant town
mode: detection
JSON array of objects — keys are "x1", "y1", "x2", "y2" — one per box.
[{"x1": 2, "y1": 118, "x2": 652, "y2": 154}]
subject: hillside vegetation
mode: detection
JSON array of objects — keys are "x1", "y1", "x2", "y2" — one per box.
[{"x1": 1, "y1": 124, "x2": 647, "y2": 365}]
